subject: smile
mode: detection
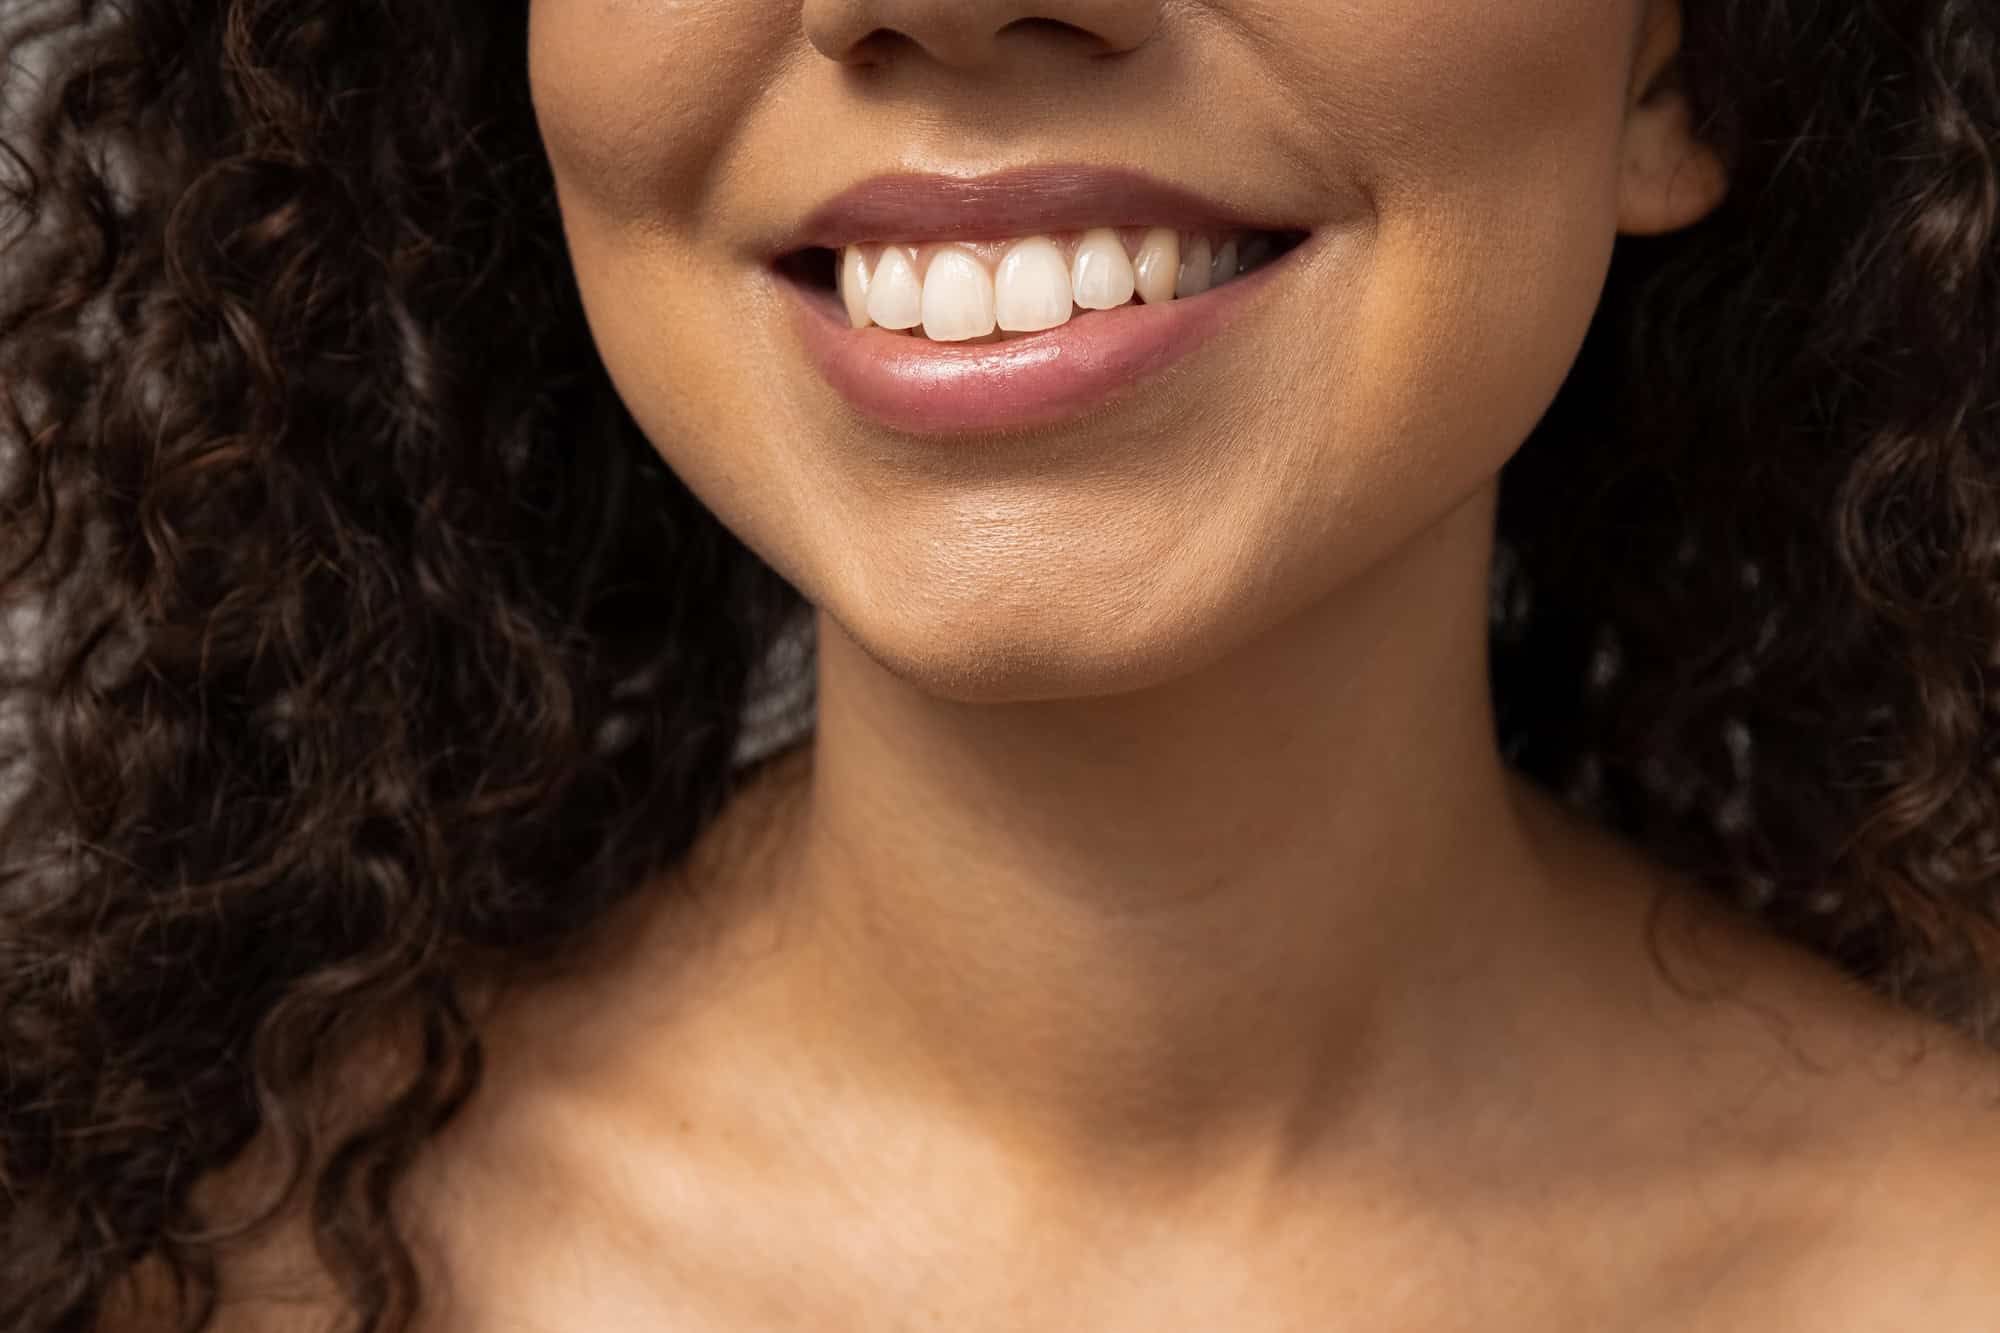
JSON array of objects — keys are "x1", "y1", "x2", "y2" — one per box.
[
  {"x1": 819, "y1": 227, "x2": 1302, "y2": 342},
  {"x1": 767, "y1": 166, "x2": 1324, "y2": 437}
]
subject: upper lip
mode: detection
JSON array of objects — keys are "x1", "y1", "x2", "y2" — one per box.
[{"x1": 776, "y1": 164, "x2": 1304, "y2": 254}]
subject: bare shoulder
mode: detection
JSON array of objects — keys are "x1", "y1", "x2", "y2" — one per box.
[
  {"x1": 97, "y1": 1213, "x2": 348, "y2": 1333},
  {"x1": 1779, "y1": 1022, "x2": 2000, "y2": 1329},
  {"x1": 95, "y1": 1017, "x2": 481, "y2": 1333},
  {"x1": 1672, "y1": 958, "x2": 2000, "y2": 1330},
  {"x1": 1528, "y1": 793, "x2": 2000, "y2": 1327}
]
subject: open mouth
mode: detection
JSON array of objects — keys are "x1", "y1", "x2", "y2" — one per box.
[
  {"x1": 770, "y1": 218, "x2": 1323, "y2": 437},
  {"x1": 773, "y1": 227, "x2": 1311, "y2": 345}
]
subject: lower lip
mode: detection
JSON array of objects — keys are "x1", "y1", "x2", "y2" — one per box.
[{"x1": 779, "y1": 236, "x2": 1311, "y2": 436}]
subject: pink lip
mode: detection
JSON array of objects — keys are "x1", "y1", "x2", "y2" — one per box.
[
  {"x1": 772, "y1": 166, "x2": 1322, "y2": 436},
  {"x1": 781, "y1": 247, "x2": 1304, "y2": 436},
  {"x1": 778, "y1": 165, "x2": 1310, "y2": 251}
]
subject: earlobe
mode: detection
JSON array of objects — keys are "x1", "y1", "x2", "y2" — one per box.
[
  {"x1": 1617, "y1": 0, "x2": 1729, "y2": 236},
  {"x1": 1618, "y1": 99, "x2": 1730, "y2": 236}
]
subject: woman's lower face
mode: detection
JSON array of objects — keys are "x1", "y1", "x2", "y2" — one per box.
[{"x1": 527, "y1": 0, "x2": 1661, "y2": 701}]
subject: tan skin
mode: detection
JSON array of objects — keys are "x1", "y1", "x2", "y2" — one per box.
[{"x1": 112, "y1": 0, "x2": 2000, "y2": 1329}]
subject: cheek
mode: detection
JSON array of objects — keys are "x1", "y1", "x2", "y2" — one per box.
[
  {"x1": 1274, "y1": 0, "x2": 1639, "y2": 164},
  {"x1": 527, "y1": 0, "x2": 791, "y2": 232},
  {"x1": 1290, "y1": 0, "x2": 1638, "y2": 465},
  {"x1": 526, "y1": 0, "x2": 826, "y2": 577}
]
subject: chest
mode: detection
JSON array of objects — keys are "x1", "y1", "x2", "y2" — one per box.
[{"x1": 405, "y1": 1182, "x2": 1778, "y2": 1333}]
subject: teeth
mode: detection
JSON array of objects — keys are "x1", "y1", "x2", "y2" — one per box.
[
  {"x1": 1071, "y1": 227, "x2": 1136, "y2": 310},
  {"x1": 835, "y1": 227, "x2": 1287, "y2": 340},
  {"x1": 921, "y1": 246, "x2": 996, "y2": 342},
  {"x1": 994, "y1": 237, "x2": 1073, "y2": 333},
  {"x1": 1209, "y1": 237, "x2": 1238, "y2": 289},
  {"x1": 840, "y1": 246, "x2": 873, "y2": 329},
  {"x1": 1131, "y1": 227, "x2": 1179, "y2": 305},
  {"x1": 1176, "y1": 235, "x2": 1212, "y2": 299},
  {"x1": 864, "y1": 245, "x2": 923, "y2": 330}
]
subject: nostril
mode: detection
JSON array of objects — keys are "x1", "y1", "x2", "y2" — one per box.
[
  {"x1": 850, "y1": 26, "x2": 908, "y2": 61},
  {"x1": 997, "y1": 16, "x2": 1101, "y2": 51}
]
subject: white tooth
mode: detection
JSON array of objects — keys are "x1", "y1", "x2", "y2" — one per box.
[
  {"x1": 1210, "y1": 237, "x2": 1239, "y2": 288},
  {"x1": 993, "y1": 237, "x2": 1074, "y2": 332},
  {"x1": 864, "y1": 246, "x2": 923, "y2": 329},
  {"x1": 1071, "y1": 227, "x2": 1136, "y2": 311},
  {"x1": 840, "y1": 247, "x2": 874, "y2": 328},
  {"x1": 1237, "y1": 233, "x2": 1274, "y2": 273},
  {"x1": 1175, "y1": 234, "x2": 1213, "y2": 299},
  {"x1": 920, "y1": 247, "x2": 997, "y2": 342},
  {"x1": 1131, "y1": 227, "x2": 1180, "y2": 305}
]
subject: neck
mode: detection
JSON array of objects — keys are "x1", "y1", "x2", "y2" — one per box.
[{"x1": 716, "y1": 482, "x2": 1618, "y2": 1199}]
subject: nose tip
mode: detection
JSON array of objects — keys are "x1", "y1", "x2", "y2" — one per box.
[{"x1": 803, "y1": 0, "x2": 1161, "y2": 70}]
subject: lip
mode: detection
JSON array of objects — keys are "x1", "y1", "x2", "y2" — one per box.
[
  {"x1": 775, "y1": 164, "x2": 1314, "y2": 252},
  {"x1": 772, "y1": 164, "x2": 1320, "y2": 437},
  {"x1": 780, "y1": 237, "x2": 1310, "y2": 436}
]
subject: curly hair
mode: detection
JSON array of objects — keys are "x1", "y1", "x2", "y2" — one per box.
[{"x1": 0, "y1": 0, "x2": 1994, "y2": 1328}]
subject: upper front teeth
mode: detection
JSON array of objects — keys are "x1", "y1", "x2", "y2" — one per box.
[
  {"x1": 838, "y1": 227, "x2": 1268, "y2": 342},
  {"x1": 994, "y1": 238, "x2": 1071, "y2": 332}
]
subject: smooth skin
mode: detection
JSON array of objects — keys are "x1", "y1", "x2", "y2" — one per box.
[{"x1": 138, "y1": 1, "x2": 2000, "y2": 1329}]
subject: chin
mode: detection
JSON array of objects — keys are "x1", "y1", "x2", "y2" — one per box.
[{"x1": 808, "y1": 555, "x2": 1281, "y2": 706}]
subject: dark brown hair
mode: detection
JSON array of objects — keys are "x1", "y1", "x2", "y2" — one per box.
[{"x1": 0, "y1": 1, "x2": 1995, "y2": 1329}]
